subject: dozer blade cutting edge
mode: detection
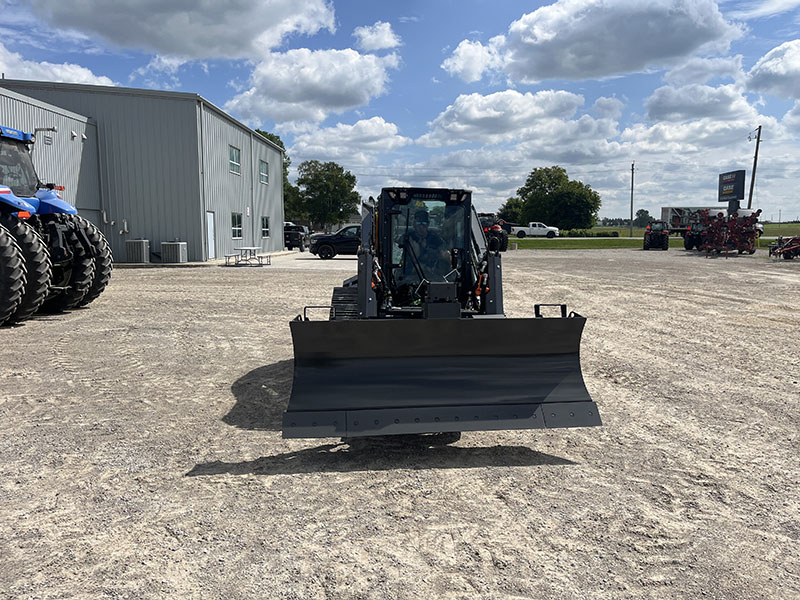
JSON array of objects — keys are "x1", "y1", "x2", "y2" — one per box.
[{"x1": 283, "y1": 315, "x2": 600, "y2": 439}]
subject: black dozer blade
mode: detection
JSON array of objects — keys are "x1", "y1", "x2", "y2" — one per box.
[{"x1": 283, "y1": 315, "x2": 600, "y2": 438}]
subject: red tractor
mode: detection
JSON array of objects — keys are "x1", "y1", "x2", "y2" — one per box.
[
  {"x1": 477, "y1": 213, "x2": 509, "y2": 252},
  {"x1": 643, "y1": 221, "x2": 669, "y2": 250}
]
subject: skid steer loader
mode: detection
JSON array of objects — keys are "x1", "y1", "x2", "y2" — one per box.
[{"x1": 283, "y1": 187, "x2": 600, "y2": 439}]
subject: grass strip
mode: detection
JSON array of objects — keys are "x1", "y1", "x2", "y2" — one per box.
[{"x1": 512, "y1": 238, "x2": 645, "y2": 250}]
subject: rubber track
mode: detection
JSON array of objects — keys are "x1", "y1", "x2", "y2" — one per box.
[
  {"x1": 0, "y1": 224, "x2": 27, "y2": 326},
  {"x1": 330, "y1": 286, "x2": 359, "y2": 320},
  {"x1": 74, "y1": 215, "x2": 113, "y2": 307},
  {"x1": 0, "y1": 215, "x2": 52, "y2": 322}
]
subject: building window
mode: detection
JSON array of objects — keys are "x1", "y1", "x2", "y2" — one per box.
[
  {"x1": 229, "y1": 145, "x2": 241, "y2": 175},
  {"x1": 259, "y1": 160, "x2": 269, "y2": 184},
  {"x1": 261, "y1": 216, "x2": 270, "y2": 238},
  {"x1": 231, "y1": 212, "x2": 243, "y2": 239}
]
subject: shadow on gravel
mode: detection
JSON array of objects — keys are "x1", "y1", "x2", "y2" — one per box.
[
  {"x1": 677, "y1": 250, "x2": 760, "y2": 259},
  {"x1": 225, "y1": 361, "x2": 293, "y2": 431},
  {"x1": 292, "y1": 256, "x2": 358, "y2": 262},
  {"x1": 186, "y1": 443, "x2": 575, "y2": 476}
]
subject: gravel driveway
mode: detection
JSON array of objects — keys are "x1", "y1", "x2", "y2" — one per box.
[{"x1": 1, "y1": 248, "x2": 798, "y2": 599}]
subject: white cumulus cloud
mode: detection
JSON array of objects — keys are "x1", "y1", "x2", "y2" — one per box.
[
  {"x1": 353, "y1": 21, "x2": 401, "y2": 51},
  {"x1": 645, "y1": 84, "x2": 756, "y2": 121},
  {"x1": 442, "y1": 0, "x2": 743, "y2": 83},
  {"x1": 594, "y1": 97, "x2": 625, "y2": 119},
  {"x1": 664, "y1": 55, "x2": 744, "y2": 85},
  {"x1": 441, "y1": 37, "x2": 504, "y2": 83},
  {"x1": 290, "y1": 117, "x2": 411, "y2": 164},
  {"x1": 26, "y1": 0, "x2": 336, "y2": 60},
  {"x1": 783, "y1": 101, "x2": 800, "y2": 131},
  {"x1": 747, "y1": 39, "x2": 800, "y2": 99},
  {"x1": 418, "y1": 89, "x2": 585, "y2": 146},
  {"x1": 0, "y1": 42, "x2": 114, "y2": 85},
  {"x1": 225, "y1": 49, "x2": 399, "y2": 125}
]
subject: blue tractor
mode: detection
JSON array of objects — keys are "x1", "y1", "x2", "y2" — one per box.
[{"x1": 0, "y1": 125, "x2": 112, "y2": 325}]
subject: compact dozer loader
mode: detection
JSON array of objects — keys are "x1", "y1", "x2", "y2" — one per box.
[{"x1": 283, "y1": 187, "x2": 600, "y2": 439}]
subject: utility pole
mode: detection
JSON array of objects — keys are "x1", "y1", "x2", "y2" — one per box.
[
  {"x1": 747, "y1": 125, "x2": 761, "y2": 209},
  {"x1": 629, "y1": 162, "x2": 635, "y2": 237}
]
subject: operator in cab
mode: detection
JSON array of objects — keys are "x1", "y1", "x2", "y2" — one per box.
[{"x1": 405, "y1": 208, "x2": 451, "y2": 278}]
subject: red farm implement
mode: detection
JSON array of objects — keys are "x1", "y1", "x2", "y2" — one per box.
[
  {"x1": 769, "y1": 235, "x2": 800, "y2": 260},
  {"x1": 698, "y1": 209, "x2": 762, "y2": 257}
]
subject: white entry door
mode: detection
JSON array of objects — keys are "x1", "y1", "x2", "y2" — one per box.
[{"x1": 206, "y1": 211, "x2": 216, "y2": 259}]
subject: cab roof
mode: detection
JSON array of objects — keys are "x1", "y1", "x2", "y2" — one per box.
[{"x1": 0, "y1": 126, "x2": 33, "y2": 142}]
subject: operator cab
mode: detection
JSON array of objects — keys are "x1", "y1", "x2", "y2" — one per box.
[
  {"x1": 379, "y1": 188, "x2": 471, "y2": 308},
  {"x1": 0, "y1": 128, "x2": 38, "y2": 199}
]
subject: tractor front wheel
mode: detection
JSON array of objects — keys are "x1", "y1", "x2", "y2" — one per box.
[
  {"x1": 0, "y1": 224, "x2": 26, "y2": 326},
  {"x1": 0, "y1": 215, "x2": 51, "y2": 322}
]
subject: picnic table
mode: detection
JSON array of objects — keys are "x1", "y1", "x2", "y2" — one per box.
[{"x1": 224, "y1": 246, "x2": 271, "y2": 267}]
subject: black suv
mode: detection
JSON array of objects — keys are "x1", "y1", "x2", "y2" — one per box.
[
  {"x1": 309, "y1": 224, "x2": 361, "y2": 259},
  {"x1": 284, "y1": 224, "x2": 309, "y2": 251}
]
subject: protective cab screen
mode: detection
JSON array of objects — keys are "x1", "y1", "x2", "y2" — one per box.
[{"x1": 390, "y1": 198, "x2": 465, "y2": 305}]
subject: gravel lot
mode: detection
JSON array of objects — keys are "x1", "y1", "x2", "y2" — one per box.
[{"x1": 1, "y1": 248, "x2": 798, "y2": 600}]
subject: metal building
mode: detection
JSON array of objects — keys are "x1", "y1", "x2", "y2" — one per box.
[
  {"x1": 0, "y1": 86, "x2": 100, "y2": 219},
  {"x1": 0, "y1": 79, "x2": 284, "y2": 262}
]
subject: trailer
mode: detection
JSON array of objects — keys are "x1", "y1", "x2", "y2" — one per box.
[{"x1": 661, "y1": 207, "x2": 720, "y2": 236}]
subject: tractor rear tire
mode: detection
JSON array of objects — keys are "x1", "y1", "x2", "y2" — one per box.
[
  {"x1": 39, "y1": 215, "x2": 95, "y2": 313},
  {"x1": 74, "y1": 215, "x2": 113, "y2": 307},
  {"x1": 0, "y1": 224, "x2": 27, "y2": 326},
  {"x1": 499, "y1": 232, "x2": 509, "y2": 252},
  {"x1": 663, "y1": 237, "x2": 669, "y2": 250},
  {"x1": 0, "y1": 215, "x2": 52, "y2": 322}
]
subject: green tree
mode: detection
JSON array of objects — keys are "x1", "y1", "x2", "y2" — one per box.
[
  {"x1": 255, "y1": 129, "x2": 305, "y2": 222},
  {"x1": 296, "y1": 160, "x2": 360, "y2": 230},
  {"x1": 633, "y1": 209, "x2": 652, "y2": 227},
  {"x1": 497, "y1": 197, "x2": 524, "y2": 223},
  {"x1": 517, "y1": 166, "x2": 601, "y2": 229}
]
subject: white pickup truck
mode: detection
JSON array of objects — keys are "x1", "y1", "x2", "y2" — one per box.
[{"x1": 510, "y1": 222, "x2": 560, "y2": 238}]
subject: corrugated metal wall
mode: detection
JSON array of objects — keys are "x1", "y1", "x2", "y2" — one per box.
[
  {"x1": 2, "y1": 81, "x2": 285, "y2": 262},
  {"x1": 0, "y1": 82, "x2": 202, "y2": 261},
  {"x1": 199, "y1": 102, "x2": 284, "y2": 257},
  {"x1": 0, "y1": 87, "x2": 100, "y2": 222}
]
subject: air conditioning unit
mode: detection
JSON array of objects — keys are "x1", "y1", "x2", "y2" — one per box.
[
  {"x1": 125, "y1": 239, "x2": 150, "y2": 263},
  {"x1": 161, "y1": 241, "x2": 188, "y2": 263}
]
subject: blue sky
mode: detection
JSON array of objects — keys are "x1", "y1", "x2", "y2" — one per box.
[{"x1": 2, "y1": 0, "x2": 800, "y2": 220}]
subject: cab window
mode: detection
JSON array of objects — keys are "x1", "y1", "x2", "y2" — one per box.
[{"x1": 340, "y1": 226, "x2": 360, "y2": 238}]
